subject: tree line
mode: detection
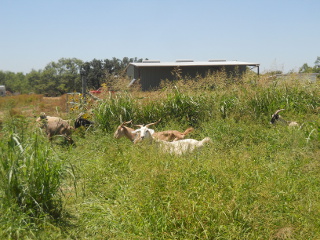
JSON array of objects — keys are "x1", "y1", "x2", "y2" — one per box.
[
  {"x1": 1, "y1": 56, "x2": 319, "y2": 96},
  {"x1": 0, "y1": 57, "x2": 144, "y2": 96}
]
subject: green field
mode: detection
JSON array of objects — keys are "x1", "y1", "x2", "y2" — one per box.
[{"x1": 1, "y1": 73, "x2": 320, "y2": 239}]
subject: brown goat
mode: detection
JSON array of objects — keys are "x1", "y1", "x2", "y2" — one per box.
[
  {"x1": 36, "y1": 112, "x2": 74, "y2": 144},
  {"x1": 113, "y1": 120, "x2": 138, "y2": 142},
  {"x1": 153, "y1": 127, "x2": 194, "y2": 141}
]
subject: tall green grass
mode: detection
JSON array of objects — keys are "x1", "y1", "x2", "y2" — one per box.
[
  {"x1": 0, "y1": 72, "x2": 319, "y2": 239},
  {"x1": 0, "y1": 116, "x2": 68, "y2": 238},
  {"x1": 0, "y1": 132, "x2": 63, "y2": 215},
  {"x1": 95, "y1": 74, "x2": 320, "y2": 131}
]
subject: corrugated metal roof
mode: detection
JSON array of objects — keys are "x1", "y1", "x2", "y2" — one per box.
[{"x1": 129, "y1": 60, "x2": 259, "y2": 67}]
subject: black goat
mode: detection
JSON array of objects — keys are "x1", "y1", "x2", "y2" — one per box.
[
  {"x1": 270, "y1": 109, "x2": 299, "y2": 127},
  {"x1": 74, "y1": 113, "x2": 94, "y2": 129}
]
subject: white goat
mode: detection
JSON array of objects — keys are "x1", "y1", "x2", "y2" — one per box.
[
  {"x1": 157, "y1": 137, "x2": 212, "y2": 155},
  {"x1": 270, "y1": 109, "x2": 299, "y2": 127},
  {"x1": 132, "y1": 121, "x2": 212, "y2": 155},
  {"x1": 36, "y1": 112, "x2": 74, "y2": 144},
  {"x1": 132, "y1": 119, "x2": 160, "y2": 143}
]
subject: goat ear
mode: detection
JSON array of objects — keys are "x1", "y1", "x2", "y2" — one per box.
[
  {"x1": 132, "y1": 129, "x2": 140, "y2": 134},
  {"x1": 148, "y1": 129, "x2": 155, "y2": 135}
]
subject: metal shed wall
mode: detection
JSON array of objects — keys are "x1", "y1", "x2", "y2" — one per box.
[
  {"x1": 137, "y1": 65, "x2": 246, "y2": 90},
  {"x1": 127, "y1": 61, "x2": 259, "y2": 91}
]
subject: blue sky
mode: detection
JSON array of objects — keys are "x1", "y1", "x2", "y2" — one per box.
[{"x1": 1, "y1": 0, "x2": 319, "y2": 73}]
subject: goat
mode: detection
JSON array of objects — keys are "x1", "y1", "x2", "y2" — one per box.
[
  {"x1": 133, "y1": 119, "x2": 193, "y2": 142},
  {"x1": 157, "y1": 137, "x2": 212, "y2": 155},
  {"x1": 132, "y1": 119, "x2": 161, "y2": 143},
  {"x1": 132, "y1": 121, "x2": 212, "y2": 155},
  {"x1": 114, "y1": 120, "x2": 139, "y2": 142},
  {"x1": 36, "y1": 112, "x2": 74, "y2": 144},
  {"x1": 153, "y1": 127, "x2": 194, "y2": 141},
  {"x1": 270, "y1": 109, "x2": 299, "y2": 127},
  {"x1": 74, "y1": 112, "x2": 94, "y2": 129}
]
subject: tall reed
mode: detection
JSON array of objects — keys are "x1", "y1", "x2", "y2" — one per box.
[{"x1": 0, "y1": 132, "x2": 63, "y2": 219}]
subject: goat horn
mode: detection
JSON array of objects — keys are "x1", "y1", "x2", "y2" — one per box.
[
  {"x1": 121, "y1": 120, "x2": 132, "y2": 126},
  {"x1": 274, "y1": 109, "x2": 285, "y2": 115},
  {"x1": 145, "y1": 118, "x2": 161, "y2": 127},
  {"x1": 77, "y1": 112, "x2": 85, "y2": 118},
  {"x1": 134, "y1": 124, "x2": 144, "y2": 128}
]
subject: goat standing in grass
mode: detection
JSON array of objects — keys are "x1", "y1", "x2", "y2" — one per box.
[
  {"x1": 74, "y1": 112, "x2": 94, "y2": 129},
  {"x1": 270, "y1": 109, "x2": 299, "y2": 127},
  {"x1": 36, "y1": 112, "x2": 74, "y2": 144}
]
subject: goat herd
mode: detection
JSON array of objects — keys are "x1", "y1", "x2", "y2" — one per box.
[{"x1": 35, "y1": 109, "x2": 298, "y2": 155}]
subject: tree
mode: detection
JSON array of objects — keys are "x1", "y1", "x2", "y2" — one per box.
[
  {"x1": 81, "y1": 59, "x2": 105, "y2": 90},
  {"x1": 0, "y1": 70, "x2": 30, "y2": 93},
  {"x1": 314, "y1": 56, "x2": 320, "y2": 73},
  {"x1": 27, "y1": 70, "x2": 42, "y2": 93},
  {"x1": 299, "y1": 57, "x2": 320, "y2": 73},
  {"x1": 299, "y1": 63, "x2": 313, "y2": 73}
]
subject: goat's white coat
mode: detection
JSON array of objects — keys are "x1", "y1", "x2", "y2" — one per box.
[{"x1": 156, "y1": 137, "x2": 212, "y2": 155}]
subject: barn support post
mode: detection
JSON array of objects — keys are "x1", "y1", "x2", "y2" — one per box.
[{"x1": 80, "y1": 67, "x2": 87, "y2": 103}]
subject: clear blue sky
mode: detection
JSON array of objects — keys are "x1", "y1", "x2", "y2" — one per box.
[{"x1": 1, "y1": 0, "x2": 319, "y2": 74}]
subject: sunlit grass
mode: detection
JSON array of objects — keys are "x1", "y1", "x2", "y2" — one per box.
[{"x1": 0, "y1": 72, "x2": 319, "y2": 239}]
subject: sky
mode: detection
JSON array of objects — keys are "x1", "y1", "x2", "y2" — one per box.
[{"x1": 1, "y1": 0, "x2": 319, "y2": 74}]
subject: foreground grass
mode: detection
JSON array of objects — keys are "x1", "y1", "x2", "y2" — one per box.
[
  {"x1": 54, "y1": 119, "x2": 319, "y2": 240},
  {"x1": 0, "y1": 74, "x2": 320, "y2": 239}
]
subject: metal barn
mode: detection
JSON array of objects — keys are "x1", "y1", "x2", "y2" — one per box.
[
  {"x1": 126, "y1": 60, "x2": 260, "y2": 91},
  {"x1": 0, "y1": 85, "x2": 6, "y2": 96}
]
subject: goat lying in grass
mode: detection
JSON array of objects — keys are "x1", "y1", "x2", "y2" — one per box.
[
  {"x1": 134, "y1": 119, "x2": 194, "y2": 143},
  {"x1": 157, "y1": 137, "x2": 212, "y2": 155},
  {"x1": 132, "y1": 121, "x2": 212, "y2": 155},
  {"x1": 270, "y1": 109, "x2": 299, "y2": 127},
  {"x1": 114, "y1": 119, "x2": 194, "y2": 143},
  {"x1": 36, "y1": 112, "x2": 74, "y2": 144},
  {"x1": 114, "y1": 120, "x2": 138, "y2": 142},
  {"x1": 153, "y1": 127, "x2": 194, "y2": 141}
]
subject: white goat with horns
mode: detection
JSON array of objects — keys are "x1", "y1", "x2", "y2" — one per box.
[{"x1": 132, "y1": 119, "x2": 161, "y2": 143}]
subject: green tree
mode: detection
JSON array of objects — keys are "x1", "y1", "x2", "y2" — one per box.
[
  {"x1": 313, "y1": 56, "x2": 320, "y2": 73},
  {"x1": 299, "y1": 57, "x2": 320, "y2": 74},
  {"x1": 38, "y1": 58, "x2": 83, "y2": 95},
  {"x1": 0, "y1": 71, "x2": 30, "y2": 94},
  {"x1": 26, "y1": 70, "x2": 43, "y2": 94},
  {"x1": 299, "y1": 63, "x2": 313, "y2": 73}
]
